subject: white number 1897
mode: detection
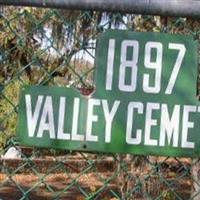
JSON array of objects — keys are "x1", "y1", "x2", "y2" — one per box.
[{"x1": 105, "y1": 39, "x2": 186, "y2": 94}]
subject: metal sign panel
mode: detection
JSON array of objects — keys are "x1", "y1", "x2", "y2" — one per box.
[{"x1": 17, "y1": 30, "x2": 200, "y2": 157}]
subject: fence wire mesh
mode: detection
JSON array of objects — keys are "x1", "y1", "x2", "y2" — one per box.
[{"x1": 0, "y1": 5, "x2": 199, "y2": 200}]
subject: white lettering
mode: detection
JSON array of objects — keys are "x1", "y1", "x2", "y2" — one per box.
[
  {"x1": 126, "y1": 102, "x2": 143, "y2": 145},
  {"x1": 37, "y1": 96, "x2": 55, "y2": 139},
  {"x1": 118, "y1": 40, "x2": 139, "y2": 92},
  {"x1": 159, "y1": 104, "x2": 180, "y2": 147},
  {"x1": 86, "y1": 99, "x2": 100, "y2": 142},
  {"x1": 143, "y1": 42, "x2": 163, "y2": 94},
  {"x1": 106, "y1": 39, "x2": 115, "y2": 90},
  {"x1": 165, "y1": 43, "x2": 186, "y2": 94},
  {"x1": 71, "y1": 98, "x2": 84, "y2": 141},
  {"x1": 102, "y1": 100, "x2": 120, "y2": 143},
  {"x1": 181, "y1": 105, "x2": 195, "y2": 148},
  {"x1": 25, "y1": 95, "x2": 43, "y2": 137},
  {"x1": 57, "y1": 97, "x2": 70, "y2": 140},
  {"x1": 144, "y1": 103, "x2": 160, "y2": 146}
]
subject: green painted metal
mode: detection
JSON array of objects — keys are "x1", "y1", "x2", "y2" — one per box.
[{"x1": 17, "y1": 30, "x2": 199, "y2": 157}]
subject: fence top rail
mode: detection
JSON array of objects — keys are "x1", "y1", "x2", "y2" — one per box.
[{"x1": 1, "y1": 0, "x2": 200, "y2": 18}]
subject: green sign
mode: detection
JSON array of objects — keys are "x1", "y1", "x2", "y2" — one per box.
[{"x1": 17, "y1": 30, "x2": 200, "y2": 157}]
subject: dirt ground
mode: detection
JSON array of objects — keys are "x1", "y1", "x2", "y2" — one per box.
[
  {"x1": 0, "y1": 155, "x2": 193, "y2": 200},
  {"x1": 0, "y1": 173, "x2": 118, "y2": 200}
]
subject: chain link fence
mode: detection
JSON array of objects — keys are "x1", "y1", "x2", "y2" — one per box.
[{"x1": 0, "y1": 5, "x2": 199, "y2": 200}]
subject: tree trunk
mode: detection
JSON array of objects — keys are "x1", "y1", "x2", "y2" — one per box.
[{"x1": 191, "y1": 159, "x2": 200, "y2": 200}]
